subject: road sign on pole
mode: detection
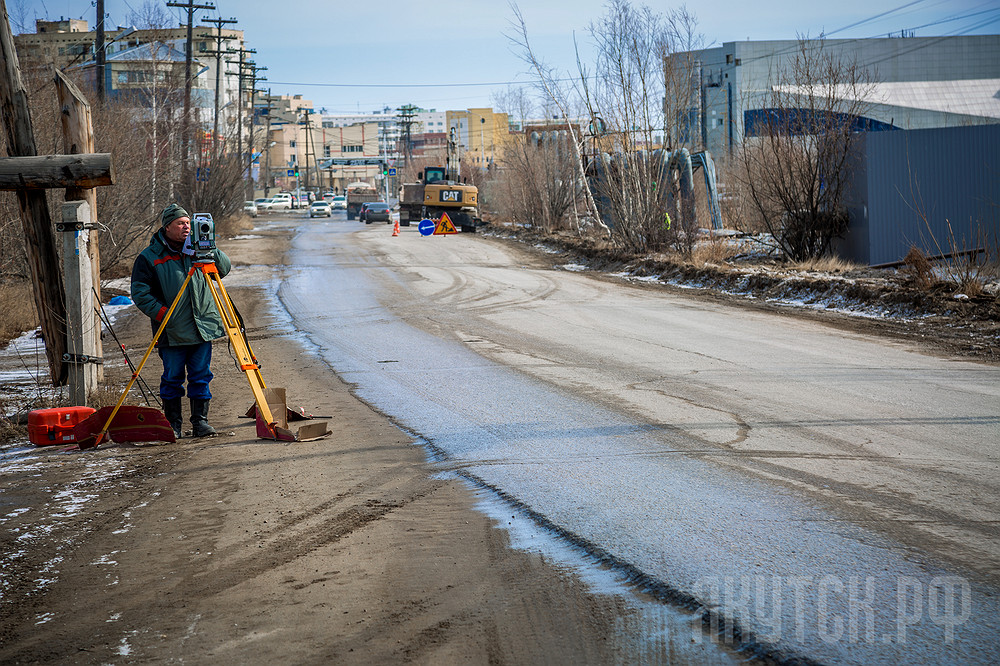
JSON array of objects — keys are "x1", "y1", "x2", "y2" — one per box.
[
  {"x1": 433, "y1": 213, "x2": 458, "y2": 235},
  {"x1": 418, "y1": 218, "x2": 435, "y2": 236}
]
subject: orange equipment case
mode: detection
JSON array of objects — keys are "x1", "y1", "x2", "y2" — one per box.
[{"x1": 28, "y1": 406, "x2": 97, "y2": 446}]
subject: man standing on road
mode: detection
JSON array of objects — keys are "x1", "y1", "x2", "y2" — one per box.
[{"x1": 130, "y1": 203, "x2": 231, "y2": 439}]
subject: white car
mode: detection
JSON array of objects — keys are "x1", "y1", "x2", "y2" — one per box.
[
  {"x1": 331, "y1": 195, "x2": 346, "y2": 210},
  {"x1": 269, "y1": 193, "x2": 294, "y2": 210},
  {"x1": 243, "y1": 201, "x2": 258, "y2": 217},
  {"x1": 309, "y1": 201, "x2": 332, "y2": 218}
]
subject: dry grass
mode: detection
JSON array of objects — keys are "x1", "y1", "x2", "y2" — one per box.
[
  {"x1": 218, "y1": 213, "x2": 255, "y2": 238},
  {"x1": 0, "y1": 413, "x2": 25, "y2": 446},
  {"x1": 690, "y1": 236, "x2": 739, "y2": 266},
  {"x1": 0, "y1": 281, "x2": 39, "y2": 347},
  {"x1": 901, "y1": 246, "x2": 935, "y2": 290},
  {"x1": 789, "y1": 255, "x2": 861, "y2": 274}
]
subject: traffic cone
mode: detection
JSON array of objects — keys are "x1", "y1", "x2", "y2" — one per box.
[{"x1": 391, "y1": 219, "x2": 400, "y2": 237}]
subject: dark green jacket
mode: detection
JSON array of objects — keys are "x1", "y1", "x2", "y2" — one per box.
[{"x1": 130, "y1": 229, "x2": 232, "y2": 346}]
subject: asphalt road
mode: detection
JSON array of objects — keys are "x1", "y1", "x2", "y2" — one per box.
[{"x1": 276, "y1": 211, "x2": 1000, "y2": 664}]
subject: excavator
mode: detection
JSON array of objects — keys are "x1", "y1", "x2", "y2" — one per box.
[{"x1": 398, "y1": 166, "x2": 480, "y2": 232}]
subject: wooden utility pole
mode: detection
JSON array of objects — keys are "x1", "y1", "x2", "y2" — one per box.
[
  {"x1": 225, "y1": 47, "x2": 254, "y2": 165},
  {"x1": 54, "y1": 69, "x2": 104, "y2": 380},
  {"x1": 0, "y1": 152, "x2": 114, "y2": 399},
  {"x1": 262, "y1": 89, "x2": 275, "y2": 196},
  {"x1": 0, "y1": 0, "x2": 68, "y2": 385},
  {"x1": 95, "y1": 0, "x2": 106, "y2": 103},
  {"x1": 245, "y1": 65, "x2": 267, "y2": 198},
  {"x1": 302, "y1": 109, "x2": 316, "y2": 192},
  {"x1": 166, "y1": 0, "x2": 215, "y2": 197},
  {"x1": 198, "y1": 15, "x2": 237, "y2": 162},
  {"x1": 61, "y1": 200, "x2": 99, "y2": 403}
]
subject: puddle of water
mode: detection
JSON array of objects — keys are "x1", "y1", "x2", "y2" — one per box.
[{"x1": 458, "y1": 474, "x2": 747, "y2": 665}]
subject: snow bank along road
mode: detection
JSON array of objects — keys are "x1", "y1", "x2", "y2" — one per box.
[{"x1": 277, "y1": 218, "x2": 1000, "y2": 664}]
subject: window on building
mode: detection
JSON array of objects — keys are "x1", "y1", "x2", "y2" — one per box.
[
  {"x1": 289, "y1": 140, "x2": 296, "y2": 148},
  {"x1": 323, "y1": 146, "x2": 331, "y2": 157}
]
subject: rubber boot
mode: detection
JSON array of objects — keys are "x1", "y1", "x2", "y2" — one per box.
[
  {"x1": 162, "y1": 397, "x2": 183, "y2": 440},
  {"x1": 190, "y1": 398, "x2": 217, "y2": 437}
]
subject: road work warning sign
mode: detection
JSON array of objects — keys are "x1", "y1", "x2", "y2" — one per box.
[{"x1": 433, "y1": 212, "x2": 458, "y2": 235}]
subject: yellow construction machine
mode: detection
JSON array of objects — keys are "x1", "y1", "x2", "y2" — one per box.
[{"x1": 398, "y1": 166, "x2": 480, "y2": 232}]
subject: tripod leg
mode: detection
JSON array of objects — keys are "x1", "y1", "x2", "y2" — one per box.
[
  {"x1": 89, "y1": 268, "x2": 196, "y2": 446},
  {"x1": 201, "y1": 270, "x2": 278, "y2": 435}
]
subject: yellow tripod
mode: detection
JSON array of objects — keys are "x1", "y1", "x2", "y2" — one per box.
[{"x1": 88, "y1": 260, "x2": 277, "y2": 446}]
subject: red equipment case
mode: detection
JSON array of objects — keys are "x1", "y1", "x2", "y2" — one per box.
[{"x1": 28, "y1": 406, "x2": 97, "y2": 446}]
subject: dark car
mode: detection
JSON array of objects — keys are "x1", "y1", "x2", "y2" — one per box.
[{"x1": 362, "y1": 202, "x2": 391, "y2": 224}]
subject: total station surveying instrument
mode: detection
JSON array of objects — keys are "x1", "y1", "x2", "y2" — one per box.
[{"x1": 74, "y1": 214, "x2": 327, "y2": 449}]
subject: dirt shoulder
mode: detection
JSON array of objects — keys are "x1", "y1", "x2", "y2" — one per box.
[{"x1": 1, "y1": 221, "x2": 696, "y2": 665}]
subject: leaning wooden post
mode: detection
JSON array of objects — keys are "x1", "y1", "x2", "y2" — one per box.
[
  {"x1": 61, "y1": 200, "x2": 100, "y2": 404},
  {"x1": 55, "y1": 69, "x2": 104, "y2": 380},
  {"x1": 0, "y1": 0, "x2": 68, "y2": 385}
]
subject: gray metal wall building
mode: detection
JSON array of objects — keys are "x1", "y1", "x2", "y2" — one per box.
[
  {"x1": 836, "y1": 124, "x2": 999, "y2": 266},
  {"x1": 679, "y1": 36, "x2": 1000, "y2": 159}
]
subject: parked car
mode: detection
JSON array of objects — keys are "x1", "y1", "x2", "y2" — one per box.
[
  {"x1": 331, "y1": 195, "x2": 346, "y2": 210},
  {"x1": 358, "y1": 202, "x2": 372, "y2": 222},
  {"x1": 362, "y1": 201, "x2": 391, "y2": 224},
  {"x1": 322, "y1": 192, "x2": 335, "y2": 203},
  {"x1": 256, "y1": 198, "x2": 275, "y2": 211},
  {"x1": 269, "y1": 193, "x2": 293, "y2": 210},
  {"x1": 243, "y1": 200, "x2": 258, "y2": 217},
  {"x1": 308, "y1": 201, "x2": 332, "y2": 218}
]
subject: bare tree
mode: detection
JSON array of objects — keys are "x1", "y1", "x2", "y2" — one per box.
[
  {"x1": 507, "y1": 3, "x2": 603, "y2": 233},
  {"x1": 126, "y1": 0, "x2": 174, "y2": 30},
  {"x1": 737, "y1": 39, "x2": 877, "y2": 261},
  {"x1": 584, "y1": 1, "x2": 705, "y2": 254},
  {"x1": 6, "y1": 0, "x2": 32, "y2": 34},
  {"x1": 493, "y1": 129, "x2": 581, "y2": 231}
]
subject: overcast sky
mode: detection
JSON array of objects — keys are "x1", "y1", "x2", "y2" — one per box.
[{"x1": 17, "y1": 0, "x2": 1000, "y2": 114}]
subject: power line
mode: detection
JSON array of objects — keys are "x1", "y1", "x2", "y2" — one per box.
[
  {"x1": 264, "y1": 77, "x2": 588, "y2": 89},
  {"x1": 824, "y1": 0, "x2": 931, "y2": 37}
]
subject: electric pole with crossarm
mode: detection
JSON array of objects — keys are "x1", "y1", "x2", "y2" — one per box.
[
  {"x1": 198, "y1": 15, "x2": 237, "y2": 164},
  {"x1": 166, "y1": 0, "x2": 215, "y2": 197}
]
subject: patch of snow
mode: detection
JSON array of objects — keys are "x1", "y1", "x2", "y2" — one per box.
[
  {"x1": 559, "y1": 264, "x2": 588, "y2": 272},
  {"x1": 2, "y1": 507, "x2": 30, "y2": 521},
  {"x1": 91, "y1": 552, "x2": 120, "y2": 566},
  {"x1": 102, "y1": 277, "x2": 131, "y2": 292},
  {"x1": 34, "y1": 612, "x2": 55, "y2": 625},
  {"x1": 232, "y1": 234, "x2": 263, "y2": 240}
]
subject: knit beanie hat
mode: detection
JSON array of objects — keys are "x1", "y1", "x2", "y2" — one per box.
[{"x1": 160, "y1": 203, "x2": 189, "y2": 229}]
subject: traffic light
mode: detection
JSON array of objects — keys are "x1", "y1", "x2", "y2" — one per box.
[{"x1": 382, "y1": 164, "x2": 388, "y2": 176}]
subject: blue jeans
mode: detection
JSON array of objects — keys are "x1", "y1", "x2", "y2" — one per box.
[{"x1": 158, "y1": 342, "x2": 214, "y2": 400}]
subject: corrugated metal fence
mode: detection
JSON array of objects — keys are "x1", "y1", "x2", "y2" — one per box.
[{"x1": 836, "y1": 124, "x2": 999, "y2": 266}]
